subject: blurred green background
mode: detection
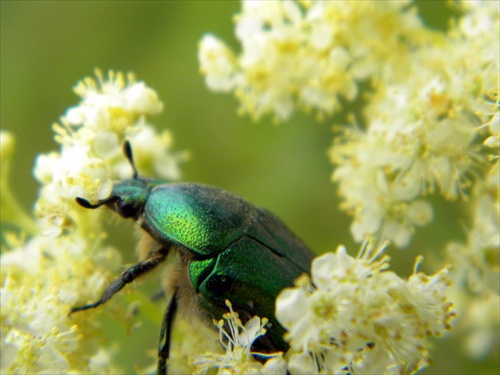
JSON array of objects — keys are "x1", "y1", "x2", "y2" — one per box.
[{"x1": 1, "y1": 1, "x2": 496, "y2": 374}]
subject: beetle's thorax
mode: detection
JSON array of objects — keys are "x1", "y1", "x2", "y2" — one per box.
[{"x1": 138, "y1": 183, "x2": 255, "y2": 259}]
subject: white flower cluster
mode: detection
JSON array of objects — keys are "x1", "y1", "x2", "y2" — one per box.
[
  {"x1": 192, "y1": 300, "x2": 287, "y2": 375},
  {"x1": 199, "y1": 0, "x2": 426, "y2": 122},
  {"x1": 199, "y1": 0, "x2": 498, "y2": 250},
  {"x1": 33, "y1": 70, "x2": 185, "y2": 237},
  {"x1": 1, "y1": 71, "x2": 186, "y2": 373},
  {"x1": 349, "y1": 1, "x2": 500, "y2": 360},
  {"x1": 275, "y1": 244, "x2": 454, "y2": 374},
  {"x1": 1, "y1": 234, "x2": 121, "y2": 373},
  {"x1": 331, "y1": 1, "x2": 498, "y2": 247},
  {"x1": 330, "y1": 1, "x2": 500, "y2": 358}
]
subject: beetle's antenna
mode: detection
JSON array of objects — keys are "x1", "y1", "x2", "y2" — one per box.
[
  {"x1": 75, "y1": 196, "x2": 118, "y2": 209},
  {"x1": 123, "y1": 141, "x2": 139, "y2": 179}
]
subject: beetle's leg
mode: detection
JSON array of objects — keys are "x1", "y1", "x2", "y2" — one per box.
[
  {"x1": 157, "y1": 290, "x2": 178, "y2": 375},
  {"x1": 70, "y1": 247, "x2": 169, "y2": 314}
]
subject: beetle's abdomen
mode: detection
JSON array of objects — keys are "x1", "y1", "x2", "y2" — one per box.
[
  {"x1": 192, "y1": 235, "x2": 306, "y2": 351},
  {"x1": 143, "y1": 184, "x2": 252, "y2": 257}
]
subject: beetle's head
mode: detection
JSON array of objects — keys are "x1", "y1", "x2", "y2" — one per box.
[{"x1": 75, "y1": 142, "x2": 156, "y2": 220}]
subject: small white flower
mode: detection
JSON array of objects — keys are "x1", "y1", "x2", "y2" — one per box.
[
  {"x1": 407, "y1": 200, "x2": 433, "y2": 226},
  {"x1": 33, "y1": 152, "x2": 59, "y2": 185},
  {"x1": 67, "y1": 70, "x2": 163, "y2": 133},
  {"x1": 199, "y1": 34, "x2": 239, "y2": 92},
  {"x1": 192, "y1": 300, "x2": 286, "y2": 375},
  {"x1": 123, "y1": 81, "x2": 163, "y2": 115},
  {"x1": 92, "y1": 130, "x2": 121, "y2": 159},
  {"x1": 461, "y1": 294, "x2": 500, "y2": 359},
  {"x1": 125, "y1": 125, "x2": 187, "y2": 181}
]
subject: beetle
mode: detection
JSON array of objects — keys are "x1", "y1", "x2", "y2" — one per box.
[{"x1": 70, "y1": 141, "x2": 315, "y2": 374}]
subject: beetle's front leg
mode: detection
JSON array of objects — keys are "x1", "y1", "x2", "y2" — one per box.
[{"x1": 70, "y1": 247, "x2": 169, "y2": 314}]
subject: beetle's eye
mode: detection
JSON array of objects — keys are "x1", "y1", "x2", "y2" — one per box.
[
  {"x1": 206, "y1": 275, "x2": 235, "y2": 295},
  {"x1": 117, "y1": 200, "x2": 136, "y2": 218}
]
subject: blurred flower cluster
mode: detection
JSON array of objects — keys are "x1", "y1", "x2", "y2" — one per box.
[
  {"x1": 199, "y1": 0, "x2": 429, "y2": 122},
  {"x1": 1, "y1": 70, "x2": 186, "y2": 373},
  {"x1": 200, "y1": 0, "x2": 499, "y2": 366}
]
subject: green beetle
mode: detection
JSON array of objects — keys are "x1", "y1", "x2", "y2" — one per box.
[{"x1": 71, "y1": 142, "x2": 315, "y2": 374}]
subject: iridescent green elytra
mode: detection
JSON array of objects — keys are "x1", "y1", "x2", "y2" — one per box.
[{"x1": 71, "y1": 142, "x2": 315, "y2": 375}]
